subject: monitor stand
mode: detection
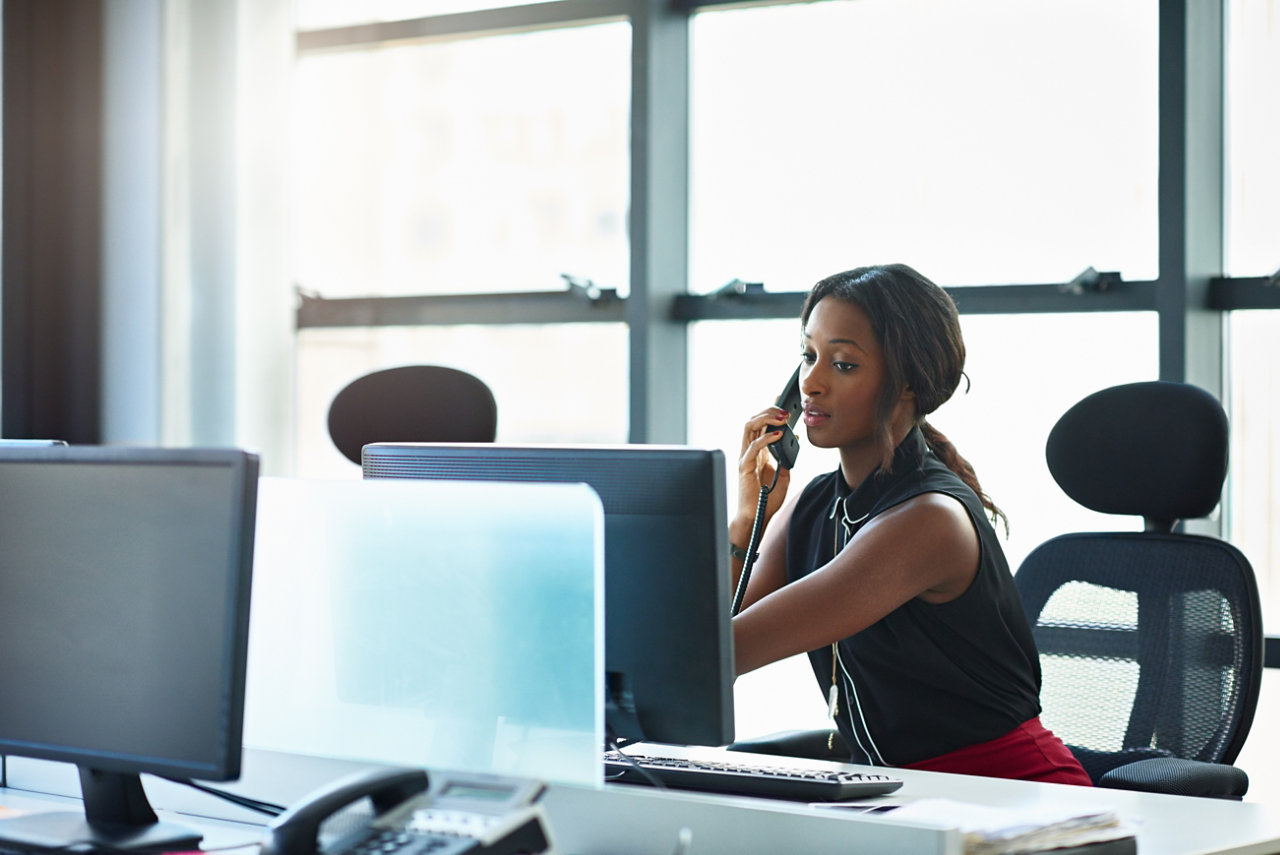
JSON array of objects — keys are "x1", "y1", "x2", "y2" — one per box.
[{"x1": 0, "y1": 768, "x2": 203, "y2": 853}]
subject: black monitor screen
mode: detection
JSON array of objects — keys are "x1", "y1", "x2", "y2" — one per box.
[
  {"x1": 0, "y1": 446, "x2": 258, "y2": 852},
  {"x1": 362, "y1": 443, "x2": 736, "y2": 748}
]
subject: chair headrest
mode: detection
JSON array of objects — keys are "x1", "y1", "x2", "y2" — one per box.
[
  {"x1": 328, "y1": 365, "x2": 497, "y2": 465},
  {"x1": 1046, "y1": 381, "x2": 1228, "y2": 528}
]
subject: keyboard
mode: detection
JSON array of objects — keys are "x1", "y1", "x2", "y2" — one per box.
[{"x1": 603, "y1": 751, "x2": 903, "y2": 802}]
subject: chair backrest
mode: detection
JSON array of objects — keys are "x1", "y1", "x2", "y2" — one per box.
[
  {"x1": 327, "y1": 366, "x2": 497, "y2": 465},
  {"x1": 1015, "y1": 381, "x2": 1263, "y2": 782}
]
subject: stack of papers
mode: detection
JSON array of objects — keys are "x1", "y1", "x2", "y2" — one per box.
[{"x1": 887, "y1": 799, "x2": 1137, "y2": 855}]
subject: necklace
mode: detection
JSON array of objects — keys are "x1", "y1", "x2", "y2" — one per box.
[{"x1": 826, "y1": 493, "x2": 869, "y2": 750}]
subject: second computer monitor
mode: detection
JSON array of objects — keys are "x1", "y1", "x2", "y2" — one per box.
[
  {"x1": 362, "y1": 442, "x2": 736, "y2": 748},
  {"x1": 0, "y1": 445, "x2": 259, "y2": 852}
]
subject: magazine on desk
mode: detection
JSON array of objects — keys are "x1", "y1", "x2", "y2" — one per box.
[{"x1": 811, "y1": 797, "x2": 1137, "y2": 855}]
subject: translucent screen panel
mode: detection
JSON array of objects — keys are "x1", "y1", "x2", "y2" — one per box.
[
  {"x1": 245, "y1": 478, "x2": 604, "y2": 786},
  {"x1": 294, "y1": 21, "x2": 629, "y2": 298},
  {"x1": 296, "y1": 324, "x2": 628, "y2": 479},
  {"x1": 688, "y1": 0, "x2": 1158, "y2": 292},
  {"x1": 691, "y1": 310, "x2": 1158, "y2": 739},
  {"x1": 1225, "y1": 0, "x2": 1280, "y2": 276}
]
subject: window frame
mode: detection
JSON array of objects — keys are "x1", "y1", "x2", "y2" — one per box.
[{"x1": 293, "y1": 1, "x2": 1280, "y2": 668}]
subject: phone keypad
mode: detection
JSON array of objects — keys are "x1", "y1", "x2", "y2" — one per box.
[{"x1": 348, "y1": 827, "x2": 475, "y2": 855}]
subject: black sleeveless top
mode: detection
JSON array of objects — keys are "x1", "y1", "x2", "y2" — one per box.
[{"x1": 785, "y1": 427, "x2": 1042, "y2": 766}]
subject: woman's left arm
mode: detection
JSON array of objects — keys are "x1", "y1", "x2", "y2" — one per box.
[{"x1": 731, "y1": 492, "x2": 979, "y2": 675}]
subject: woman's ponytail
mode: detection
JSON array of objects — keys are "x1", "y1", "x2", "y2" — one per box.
[{"x1": 920, "y1": 421, "x2": 1008, "y2": 535}]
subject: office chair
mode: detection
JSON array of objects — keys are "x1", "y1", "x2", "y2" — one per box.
[
  {"x1": 1015, "y1": 380, "x2": 1262, "y2": 799},
  {"x1": 327, "y1": 365, "x2": 497, "y2": 465}
]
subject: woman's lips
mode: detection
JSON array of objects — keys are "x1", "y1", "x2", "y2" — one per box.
[{"x1": 802, "y1": 405, "x2": 830, "y2": 428}]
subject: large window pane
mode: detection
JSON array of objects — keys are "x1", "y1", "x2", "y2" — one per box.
[
  {"x1": 689, "y1": 312, "x2": 1158, "y2": 739},
  {"x1": 1226, "y1": 310, "x2": 1280, "y2": 810},
  {"x1": 297, "y1": 325, "x2": 628, "y2": 479},
  {"x1": 294, "y1": 22, "x2": 630, "y2": 299},
  {"x1": 1226, "y1": 310, "x2": 1280, "y2": 626},
  {"x1": 688, "y1": 0, "x2": 1158, "y2": 293},
  {"x1": 1225, "y1": 0, "x2": 1280, "y2": 276}
]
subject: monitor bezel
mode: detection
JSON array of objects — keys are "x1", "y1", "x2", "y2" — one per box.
[{"x1": 0, "y1": 444, "x2": 259, "y2": 782}]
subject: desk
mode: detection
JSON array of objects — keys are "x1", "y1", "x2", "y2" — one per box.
[
  {"x1": 5, "y1": 746, "x2": 1280, "y2": 855},
  {"x1": 543, "y1": 744, "x2": 1280, "y2": 855}
]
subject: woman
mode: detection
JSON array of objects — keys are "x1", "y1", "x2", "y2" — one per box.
[{"x1": 730, "y1": 264, "x2": 1090, "y2": 785}]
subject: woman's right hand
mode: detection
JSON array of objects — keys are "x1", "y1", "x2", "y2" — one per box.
[{"x1": 731, "y1": 407, "x2": 794, "y2": 548}]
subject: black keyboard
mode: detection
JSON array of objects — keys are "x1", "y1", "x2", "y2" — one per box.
[{"x1": 603, "y1": 751, "x2": 903, "y2": 802}]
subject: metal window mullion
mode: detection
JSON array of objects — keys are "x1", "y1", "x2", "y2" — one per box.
[
  {"x1": 627, "y1": 0, "x2": 690, "y2": 444},
  {"x1": 1157, "y1": 0, "x2": 1225, "y2": 397},
  {"x1": 296, "y1": 0, "x2": 634, "y2": 53}
]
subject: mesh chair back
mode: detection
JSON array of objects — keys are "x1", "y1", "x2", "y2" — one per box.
[
  {"x1": 1017, "y1": 380, "x2": 1263, "y2": 786},
  {"x1": 328, "y1": 366, "x2": 497, "y2": 465},
  {"x1": 1017, "y1": 532, "x2": 1262, "y2": 782}
]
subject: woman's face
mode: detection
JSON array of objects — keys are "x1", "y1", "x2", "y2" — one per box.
[{"x1": 799, "y1": 297, "x2": 901, "y2": 452}]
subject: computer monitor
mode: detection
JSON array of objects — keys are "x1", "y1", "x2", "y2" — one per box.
[
  {"x1": 361, "y1": 443, "x2": 736, "y2": 748},
  {"x1": 0, "y1": 446, "x2": 259, "y2": 852}
]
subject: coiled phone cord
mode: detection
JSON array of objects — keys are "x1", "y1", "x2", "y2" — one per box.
[{"x1": 729, "y1": 466, "x2": 781, "y2": 617}]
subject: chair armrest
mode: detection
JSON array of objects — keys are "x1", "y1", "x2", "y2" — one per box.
[
  {"x1": 1098, "y1": 757, "x2": 1249, "y2": 800},
  {"x1": 727, "y1": 729, "x2": 849, "y2": 762}
]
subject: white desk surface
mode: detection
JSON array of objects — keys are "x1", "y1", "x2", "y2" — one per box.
[
  {"x1": 4, "y1": 745, "x2": 1280, "y2": 855},
  {"x1": 541, "y1": 743, "x2": 1280, "y2": 855}
]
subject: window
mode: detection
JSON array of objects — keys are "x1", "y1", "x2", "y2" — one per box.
[
  {"x1": 688, "y1": 0, "x2": 1159, "y2": 293},
  {"x1": 292, "y1": 17, "x2": 631, "y2": 477},
  {"x1": 294, "y1": 22, "x2": 630, "y2": 300},
  {"x1": 1225, "y1": 0, "x2": 1280, "y2": 276},
  {"x1": 1224, "y1": 0, "x2": 1280, "y2": 623},
  {"x1": 1226, "y1": 311, "x2": 1280, "y2": 627}
]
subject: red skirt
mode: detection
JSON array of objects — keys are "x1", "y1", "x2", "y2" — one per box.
[{"x1": 902, "y1": 717, "x2": 1092, "y2": 786}]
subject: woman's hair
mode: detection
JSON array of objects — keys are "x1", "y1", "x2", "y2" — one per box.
[{"x1": 800, "y1": 264, "x2": 1006, "y2": 527}]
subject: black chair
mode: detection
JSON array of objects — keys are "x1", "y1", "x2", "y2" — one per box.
[
  {"x1": 327, "y1": 365, "x2": 497, "y2": 465},
  {"x1": 1015, "y1": 380, "x2": 1263, "y2": 799}
]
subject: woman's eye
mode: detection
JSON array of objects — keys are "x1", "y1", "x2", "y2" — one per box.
[
  {"x1": 833, "y1": 361, "x2": 857, "y2": 373},
  {"x1": 801, "y1": 352, "x2": 816, "y2": 365}
]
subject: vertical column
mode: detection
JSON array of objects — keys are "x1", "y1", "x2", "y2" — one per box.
[
  {"x1": 165, "y1": 0, "x2": 239, "y2": 447},
  {"x1": 1158, "y1": 0, "x2": 1225, "y2": 535},
  {"x1": 160, "y1": 0, "x2": 294, "y2": 470},
  {"x1": 627, "y1": 0, "x2": 690, "y2": 443},
  {"x1": 1, "y1": 0, "x2": 103, "y2": 443},
  {"x1": 101, "y1": 0, "x2": 163, "y2": 443},
  {"x1": 1157, "y1": 0, "x2": 1224, "y2": 396}
]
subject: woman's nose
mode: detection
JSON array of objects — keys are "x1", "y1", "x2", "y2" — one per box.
[{"x1": 800, "y1": 364, "x2": 823, "y2": 397}]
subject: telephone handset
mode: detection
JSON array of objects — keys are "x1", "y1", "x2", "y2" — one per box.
[
  {"x1": 731, "y1": 364, "x2": 804, "y2": 617},
  {"x1": 767, "y1": 364, "x2": 802, "y2": 470},
  {"x1": 260, "y1": 767, "x2": 554, "y2": 855}
]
